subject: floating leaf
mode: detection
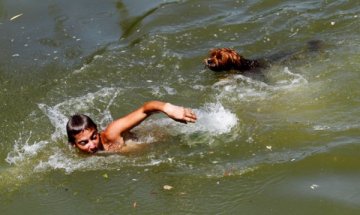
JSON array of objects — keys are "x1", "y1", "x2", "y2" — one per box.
[{"x1": 102, "y1": 173, "x2": 109, "y2": 179}]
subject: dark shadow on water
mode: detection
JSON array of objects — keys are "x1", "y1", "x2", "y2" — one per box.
[{"x1": 115, "y1": 1, "x2": 179, "y2": 46}]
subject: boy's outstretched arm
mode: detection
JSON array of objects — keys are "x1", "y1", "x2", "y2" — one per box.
[{"x1": 102, "y1": 101, "x2": 197, "y2": 142}]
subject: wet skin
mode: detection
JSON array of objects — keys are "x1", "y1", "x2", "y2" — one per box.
[{"x1": 74, "y1": 128, "x2": 103, "y2": 154}]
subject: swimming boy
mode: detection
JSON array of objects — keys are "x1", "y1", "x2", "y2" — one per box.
[{"x1": 66, "y1": 101, "x2": 197, "y2": 154}]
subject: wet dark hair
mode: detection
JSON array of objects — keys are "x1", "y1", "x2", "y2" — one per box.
[{"x1": 66, "y1": 114, "x2": 98, "y2": 144}]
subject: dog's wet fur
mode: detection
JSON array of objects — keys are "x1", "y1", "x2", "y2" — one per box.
[{"x1": 204, "y1": 40, "x2": 324, "y2": 74}]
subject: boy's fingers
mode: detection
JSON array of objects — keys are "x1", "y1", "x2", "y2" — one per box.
[
  {"x1": 185, "y1": 116, "x2": 196, "y2": 123},
  {"x1": 190, "y1": 113, "x2": 197, "y2": 120},
  {"x1": 184, "y1": 108, "x2": 197, "y2": 118}
]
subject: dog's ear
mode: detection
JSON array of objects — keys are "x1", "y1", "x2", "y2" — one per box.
[{"x1": 209, "y1": 48, "x2": 218, "y2": 56}]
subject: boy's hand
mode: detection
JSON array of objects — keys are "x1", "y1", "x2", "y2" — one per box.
[{"x1": 163, "y1": 103, "x2": 197, "y2": 124}]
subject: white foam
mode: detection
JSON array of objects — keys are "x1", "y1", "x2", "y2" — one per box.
[
  {"x1": 37, "y1": 87, "x2": 119, "y2": 140},
  {"x1": 33, "y1": 149, "x2": 170, "y2": 174},
  {"x1": 273, "y1": 67, "x2": 308, "y2": 89},
  {"x1": 163, "y1": 86, "x2": 177, "y2": 95},
  {"x1": 313, "y1": 122, "x2": 360, "y2": 132},
  {"x1": 190, "y1": 102, "x2": 238, "y2": 134},
  {"x1": 313, "y1": 125, "x2": 331, "y2": 131},
  {"x1": 212, "y1": 67, "x2": 309, "y2": 103},
  {"x1": 148, "y1": 102, "x2": 238, "y2": 136},
  {"x1": 150, "y1": 85, "x2": 177, "y2": 97},
  {"x1": 37, "y1": 103, "x2": 68, "y2": 141},
  {"x1": 212, "y1": 74, "x2": 270, "y2": 102},
  {"x1": 34, "y1": 151, "x2": 107, "y2": 174},
  {"x1": 5, "y1": 132, "x2": 48, "y2": 165}
]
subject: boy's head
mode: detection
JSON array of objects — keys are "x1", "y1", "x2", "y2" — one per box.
[{"x1": 66, "y1": 114, "x2": 102, "y2": 153}]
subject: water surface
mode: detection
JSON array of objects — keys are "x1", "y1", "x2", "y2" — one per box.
[{"x1": 0, "y1": 0, "x2": 359, "y2": 214}]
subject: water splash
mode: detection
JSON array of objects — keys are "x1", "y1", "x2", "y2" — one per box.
[
  {"x1": 212, "y1": 66, "x2": 309, "y2": 103},
  {"x1": 37, "y1": 87, "x2": 120, "y2": 142},
  {"x1": 4, "y1": 88, "x2": 120, "y2": 173},
  {"x1": 273, "y1": 66, "x2": 308, "y2": 89},
  {"x1": 213, "y1": 74, "x2": 269, "y2": 101},
  {"x1": 186, "y1": 102, "x2": 238, "y2": 135},
  {"x1": 5, "y1": 132, "x2": 48, "y2": 165},
  {"x1": 140, "y1": 102, "x2": 238, "y2": 136}
]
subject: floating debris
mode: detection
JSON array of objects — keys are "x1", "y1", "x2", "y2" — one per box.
[
  {"x1": 266, "y1": 145, "x2": 272, "y2": 151},
  {"x1": 163, "y1": 185, "x2": 173, "y2": 190},
  {"x1": 246, "y1": 137, "x2": 254, "y2": 143},
  {"x1": 310, "y1": 184, "x2": 319, "y2": 190},
  {"x1": 10, "y1": 13, "x2": 23, "y2": 21},
  {"x1": 102, "y1": 173, "x2": 109, "y2": 179}
]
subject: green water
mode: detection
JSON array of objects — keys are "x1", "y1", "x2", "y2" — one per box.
[{"x1": 0, "y1": 0, "x2": 359, "y2": 214}]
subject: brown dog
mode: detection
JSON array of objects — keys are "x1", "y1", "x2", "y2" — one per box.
[
  {"x1": 204, "y1": 40, "x2": 323, "y2": 72},
  {"x1": 204, "y1": 48, "x2": 266, "y2": 72}
]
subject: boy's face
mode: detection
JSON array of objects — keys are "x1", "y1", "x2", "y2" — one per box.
[{"x1": 73, "y1": 128, "x2": 102, "y2": 153}]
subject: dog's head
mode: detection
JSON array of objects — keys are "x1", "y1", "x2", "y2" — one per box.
[{"x1": 204, "y1": 48, "x2": 242, "y2": 71}]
